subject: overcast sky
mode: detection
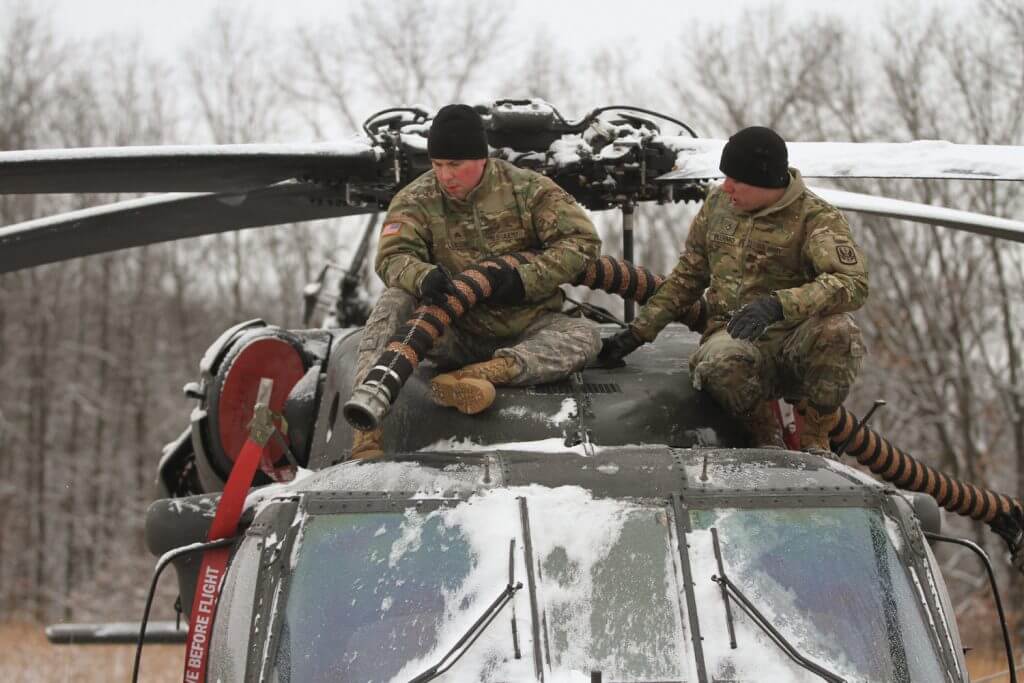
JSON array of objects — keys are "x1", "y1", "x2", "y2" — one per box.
[
  {"x1": 3, "y1": 0, "x2": 987, "y2": 144},
  {"x1": 33, "y1": 0, "x2": 924, "y2": 60}
]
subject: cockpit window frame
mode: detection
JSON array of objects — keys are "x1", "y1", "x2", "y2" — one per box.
[
  {"x1": 675, "y1": 488, "x2": 965, "y2": 683},
  {"x1": 251, "y1": 490, "x2": 479, "y2": 683},
  {"x1": 213, "y1": 496, "x2": 301, "y2": 683},
  {"x1": 230, "y1": 484, "x2": 963, "y2": 683},
  {"x1": 880, "y1": 493, "x2": 965, "y2": 681}
]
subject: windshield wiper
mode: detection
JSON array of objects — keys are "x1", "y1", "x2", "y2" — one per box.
[
  {"x1": 710, "y1": 528, "x2": 846, "y2": 683},
  {"x1": 508, "y1": 538, "x2": 523, "y2": 660},
  {"x1": 408, "y1": 550, "x2": 523, "y2": 683}
]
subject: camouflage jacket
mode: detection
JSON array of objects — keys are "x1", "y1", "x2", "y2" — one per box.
[
  {"x1": 375, "y1": 158, "x2": 602, "y2": 338},
  {"x1": 631, "y1": 169, "x2": 869, "y2": 342}
]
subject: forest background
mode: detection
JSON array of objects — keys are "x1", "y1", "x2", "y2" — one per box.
[{"x1": 0, "y1": 0, "x2": 1022, "y2": 679}]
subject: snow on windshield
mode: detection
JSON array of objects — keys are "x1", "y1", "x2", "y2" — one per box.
[
  {"x1": 276, "y1": 484, "x2": 692, "y2": 682},
  {"x1": 522, "y1": 487, "x2": 693, "y2": 680},
  {"x1": 687, "y1": 509, "x2": 853, "y2": 682},
  {"x1": 686, "y1": 507, "x2": 946, "y2": 683},
  {"x1": 383, "y1": 485, "x2": 693, "y2": 681}
]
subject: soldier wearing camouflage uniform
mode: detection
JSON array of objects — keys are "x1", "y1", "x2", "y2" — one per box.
[
  {"x1": 600, "y1": 126, "x2": 868, "y2": 452},
  {"x1": 351, "y1": 104, "x2": 602, "y2": 458}
]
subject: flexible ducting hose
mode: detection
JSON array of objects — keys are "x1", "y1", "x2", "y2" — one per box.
[
  {"x1": 574, "y1": 254, "x2": 665, "y2": 303},
  {"x1": 342, "y1": 254, "x2": 702, "y2": 431},
  {"x1": 342, "y1": 254, "x2": 1022, "y2": 555},
  {"x1": 829, "y1": 406, "x2": 1021, "y2": 523}
]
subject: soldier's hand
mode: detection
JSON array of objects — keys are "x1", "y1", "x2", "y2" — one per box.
[
  {"x1": 990, "y1": 505, "x2": 1024, "y2": 575},
  {"x1": 679, "y1": 297, "x2": 708, "y2": 334},
  {"x1": 727, "y1": 295, "x2": 784, "y2": 341},
  {"x1": 419, "y1": 267, "x2": 457, "y2": 305},
  {"x1": 598, "y1": 328, "x2": 644, "y2": 368},
  {"x1": 487, "y1": 267, "x2": 526, "y2": 305}
]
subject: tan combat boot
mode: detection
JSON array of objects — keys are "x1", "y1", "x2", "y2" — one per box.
[
  {"x1": 742, "y1": 401, "x2": 784, "y2": 448},
  {"x1": 351, "y1": 426, "x2": 384, "y2": 460},
  {"x1": 799, "y1": 403, "x2": 839, "y2": 454},
  {"x1": 430, "y1": 357, "x2": 522, "y2": 415}
]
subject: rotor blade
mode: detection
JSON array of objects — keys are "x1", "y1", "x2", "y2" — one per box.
[
  {"x1": 0, "y1": 182, "x2": 376, "y2": 273},
  {"x1": 811, "y1": 186, "x2": 1024, "y2": 243},
  {"x1": 46, "y1": 621, "x2": 186, "y2": 645},
  {"x1": 0, "y1": 141, "x2": 381, "y2": 194},
  {"x1": 656, "y1": 139, "x2": 1024, "y2": 181}
]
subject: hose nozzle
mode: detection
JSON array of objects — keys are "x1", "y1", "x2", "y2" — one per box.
[{"x1": 343, "y1": 383, "x2": 392, "y2": 431}]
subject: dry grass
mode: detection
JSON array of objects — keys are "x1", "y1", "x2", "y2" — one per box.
[
  {"x1": 0, "y1": 622, "x2": 183, "y2": 682},
  {"x1": 967, "y1": 649, "x2": 1021, "y2": 683}
]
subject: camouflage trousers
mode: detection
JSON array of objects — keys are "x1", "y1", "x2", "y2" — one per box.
[
  {"x1": 355, "y1": 288, "x2": 601, "y2": 386},
  {"x1": 689, "y1": 313, "x2": 865, "y2": 416}
]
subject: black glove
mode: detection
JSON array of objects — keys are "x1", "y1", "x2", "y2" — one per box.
[
  {"x1": 598, "y1": 328, "x2": 644, "y2": 368},
  {"x1": 419, "y1": 267, "x2": 457, "y2": 305},
  {"x1": 726, "y1": 295, "x2": 784, "y2": 341},
  {"x1": 991, "y1": 506, "x2": 1024, "y2": 574},
  {"x1": 487, "y1": 267, "x2": 526, "y2": 305}
]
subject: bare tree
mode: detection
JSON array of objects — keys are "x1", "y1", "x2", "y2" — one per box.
[
  {"x1": 348, "y1": 0, "x2": 510, "y2": 106},
  {"x1": 665, "y1": 3, "x2": 1024, "y2": 642},
  {"x1": 0, "y1": 4, "x2": 72, "y2": 619},
  {"x1": 677, "y1": 8, "x2": 868, "y2": 138},
  {"x1": 497, "y1": 31, "x2": 577, "y2": 106}
]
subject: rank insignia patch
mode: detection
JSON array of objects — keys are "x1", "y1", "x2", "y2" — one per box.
[
  {"x1": 381, "y1": 222, "x2": 402, "y2": 237},
  {"x1": 836, "y1": 245, "x2": 858, "y2": 265}
]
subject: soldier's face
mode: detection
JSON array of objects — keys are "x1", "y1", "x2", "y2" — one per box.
[
  {"x1": 722, "y1": 176, "x2": 785, "y2": 213},
  {"x1": 432, "y1": 158, "x2": 487, "y2": 200}
]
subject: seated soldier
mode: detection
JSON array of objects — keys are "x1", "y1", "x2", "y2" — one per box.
[
  {"x1": 350, "y1": 104, "x2": 603, "y2": 458},
  {"x1": 600, "y1": 126, "x2": 868, "y2": 452}
]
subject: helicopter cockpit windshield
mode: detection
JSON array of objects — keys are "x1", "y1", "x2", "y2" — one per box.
[
  {"x1": 214, "y1": 487, "x2": 695, "y2": 682},
  {"x1": 204, "y1": 468, "x2": 962, "y2": 683},
  {"x1": 687, "y1": 507, "x2": 953, "y2": 682}
]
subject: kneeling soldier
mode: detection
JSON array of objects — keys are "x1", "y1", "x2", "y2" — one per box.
[{"x1": 600, "y1": 126, "x2": 868, "y2": 452}]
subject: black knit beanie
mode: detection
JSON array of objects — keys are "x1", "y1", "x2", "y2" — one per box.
[
  {"x1": 427, "y1": 104, "x2": 489, "y2": 160},
  {"x1": 719, "y1": 126, "x2": 790, "y2": 188}
]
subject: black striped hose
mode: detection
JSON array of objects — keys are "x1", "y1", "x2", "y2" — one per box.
[
  {"x1": 342, "y1": 254, "x2": 700, "y2": 431},
  {"x1": 830, "y1": 406, "x2": 1023, "y2": 553},
  {"x1": 341, "y1": 254, "x2": 1023, "y2": 552},
  {"x1": 575, "y1": 255, "x2": 665, "y2": 304},
  {"x1": 344, "y1": 252, "x2": 534, "y2": 431}
]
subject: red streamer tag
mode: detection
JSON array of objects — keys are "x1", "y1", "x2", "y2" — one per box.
[{"x1": 182, "y1": 437, "x2": 264, "y2": 683}]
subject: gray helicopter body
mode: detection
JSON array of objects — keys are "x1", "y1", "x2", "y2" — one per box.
[{"x1": 145, "y1": 323, "x2": 966, "y2": 682}]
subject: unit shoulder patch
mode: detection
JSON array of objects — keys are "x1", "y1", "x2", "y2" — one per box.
[{"x1": 835, "y1": 245, "x2": 858, "y2": 265}]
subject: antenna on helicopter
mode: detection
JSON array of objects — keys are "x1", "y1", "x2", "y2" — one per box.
[
  {"x1": 621, "y1": 202, "x2": 635, "y2": 321},
  {"x1": 302, "y1": 213, "x2": 378, "y2": 328}
]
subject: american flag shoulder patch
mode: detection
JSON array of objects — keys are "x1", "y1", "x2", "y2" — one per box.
[{"x1": 381, "y1": 222, "x2": 403, "y2": 237}]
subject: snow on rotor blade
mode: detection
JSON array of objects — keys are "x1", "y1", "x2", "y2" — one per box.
[
  {"x1": 0, "y1": 141, "x2": 380, "y2": 194},
  {"x1": 813, "y1": 187, "x2": 1024, "y2": 243},
  {"x1": 656, "y1": 138, "x2": 1024, "y2": 181},
  {"x1": 0, "y1": 182, "x2": 375, "y2": 273}
]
